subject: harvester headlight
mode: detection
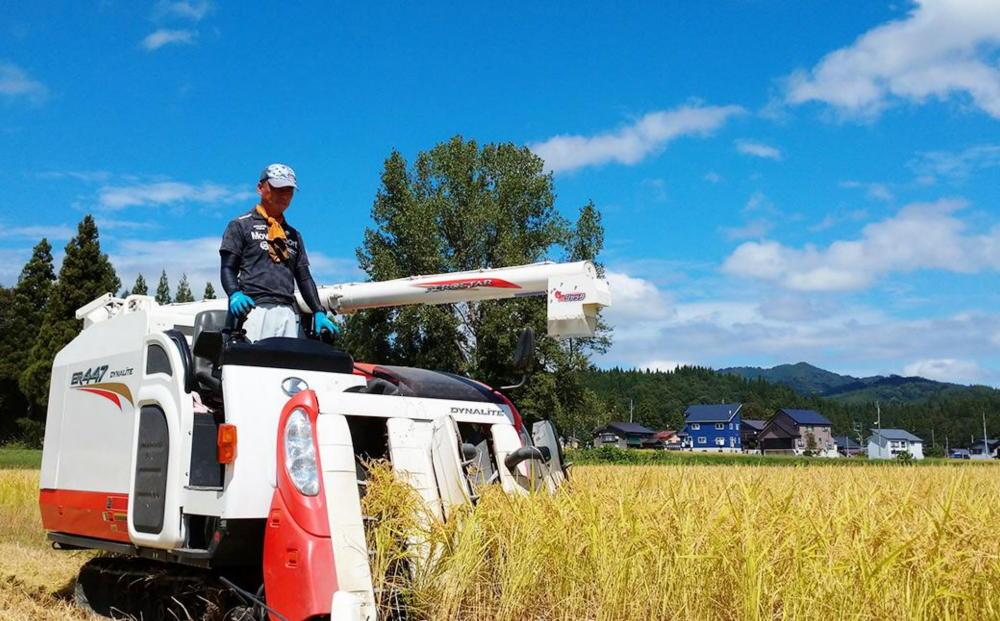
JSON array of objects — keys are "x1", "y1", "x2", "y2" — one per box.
[{"x1": 284, "y1": 408, "x2": 320, "y2": 496}]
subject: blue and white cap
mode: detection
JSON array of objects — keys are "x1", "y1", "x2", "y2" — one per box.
[{"x1": 259, "y1": 163, "x2": 298, "y2": 189}]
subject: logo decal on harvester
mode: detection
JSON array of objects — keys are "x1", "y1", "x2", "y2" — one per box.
[
  {"x1": 450, "y1": 406, "x2": 505, "y2": 417},
  {"x1": 417, "y1": 278, "x2": 521, "y2": 293},
  {"x1": 70, "y1": 365, "x2": 134, "y2": 411},
  {"x1": 553, "y1": 290, "x2": 586, "y2": 302}
]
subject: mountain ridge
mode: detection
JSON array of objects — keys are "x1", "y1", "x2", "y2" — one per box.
[{"x1": 717, "y1": 362, "x2": 985, "y2": 404}]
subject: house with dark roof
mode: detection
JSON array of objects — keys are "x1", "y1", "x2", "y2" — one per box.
[
  {"x1": 741, "y1": 419, "x2": 766, "y2": 452},
  {"x1": 758, "y1": 409, "x2": 837, "y2": 457},
  {"x1": 683, "y1": 404, "x2": 742, "y2": 452},
  {"x1": 867, "y1": 428, "x2": 924, "y2": 460},
  {"x1": 968, "y1": 438, "x2": 998, "y2": 460},
  {"x1": 833, "y1": 435, "x2": 865, "y2": 457},
  {"x1": 592, "y1": 422, "x2": 657, "y2": 449}
]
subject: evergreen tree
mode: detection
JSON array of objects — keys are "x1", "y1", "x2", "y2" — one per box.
[
  {"x1": 20, "y1": 218, "x2": 119, "y2": 413},
  {"x1": 0, "y1": 240, "x2": 56, "y2": 441},
  {"x1": 203, "y1": 282, "x2": 216, "y2": 300},
  {"x1": 174, "y1": 273, "x2": 195, "y2": 303},
  {"x1": 131, "y1": 273, "x2": 148, "y2": 295},
  {"x1": 155, "y1": 270, "x2": 172, "y2": 304}
]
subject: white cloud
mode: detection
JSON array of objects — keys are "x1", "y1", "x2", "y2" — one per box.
[
  {"x1": 910, "y1": 144, "x2": 1000, "y2": 181},
  {"x1": 156, "y1": 0, "x2": 212, "y2": 21},
  {"x1": 721, "y1": 220, "x2": 773, "y2": 240},
  {"x1": 704, "y1": 171, "x2": 723, "y2": 184},
  {"x1": 529, "y1": 103, "x2": 744, "y2": 173},
  {"x1": 785, "y1": 0, "x2": 1000, "y2": 119},
  {"x1": 903, "y1": 358, "x2": 986, "y2": 384},
  {"x1": 142, "y1": 29, "x2": 196, "y2": 51},
  {"x1": 840, "y1": 180, "x2": 894, "y2": 201},
  {"x1": 723, "y1": 198, "x2": 1000, "y2": 291},
  {"x1": 0, "y1": 224, "x2": 75, "y2": 240},
  {"x1": 0, "y1": 60, "x2": 47, "y2": 103},
  {"x1": 735, "y1": 140, "x2": 782, "y2": 160},
  {"x1": 604, "y1": 270, "x2": 674, "y2": 321},
  {"x1": 98, "y1": 180, "x2": 254, "y2": 210},
  {"x1": 809, "y1": 209, "x2": 869, "y2": 232}
]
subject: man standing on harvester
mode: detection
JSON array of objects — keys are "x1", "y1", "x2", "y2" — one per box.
[{"x1": 219, "y1": 163, "x2": 339, "y2": 342}]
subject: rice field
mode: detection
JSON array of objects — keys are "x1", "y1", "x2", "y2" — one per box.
[{"x1": 2, "y1": 464, "x2": 999, "y2": 620}]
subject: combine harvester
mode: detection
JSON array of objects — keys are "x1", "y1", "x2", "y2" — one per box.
[{"x1": 37, "y1": 260, "x2": 611, "y2": 620}]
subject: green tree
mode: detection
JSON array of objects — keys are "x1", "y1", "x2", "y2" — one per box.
[
  {"x1": 203, "y1": 282, "x2": 216, "y2": 300},
  {"x1": 131, "y1": 273, "x2": 148, "y2": 295},
  {"x1": 0, "y1": 240, "x2": 56, "y2": 441},
  {"x1": 155, "y1": 270, "x2": 172, "y2": 304},
  {"x1": 174, "y1": 273, "x2": 195, "y2": 303},
  {"x1": 20, "y1": 218, "x2": 119, "y2": 413},
  {"x1": 343, "y1": 136, "x2": 609, "y2": 436}
]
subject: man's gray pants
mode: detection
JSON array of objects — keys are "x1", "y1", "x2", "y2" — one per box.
[{"x1": 243, "y1": 303, "x2": 301, "y2": 342}]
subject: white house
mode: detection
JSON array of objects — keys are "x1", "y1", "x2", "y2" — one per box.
[{"x1": 867, "y1": 428, "x2": 924, "y2": 460}]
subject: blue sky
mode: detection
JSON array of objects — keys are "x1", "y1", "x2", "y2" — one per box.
[{"x1": 2, "y1": 1, "x2": 999, "y2": 385}]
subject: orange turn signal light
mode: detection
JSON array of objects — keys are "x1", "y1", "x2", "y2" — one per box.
[{"x1": 217, "y1": 424, "x2": 238, "y2": 464}]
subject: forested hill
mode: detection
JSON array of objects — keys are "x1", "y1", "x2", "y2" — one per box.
[
  {"x1": 582, "y1": 366, "x2": 1000, "y2": 449},
  {"x1": 719, "y1": 361, "x2": 987, "y2": 404}
]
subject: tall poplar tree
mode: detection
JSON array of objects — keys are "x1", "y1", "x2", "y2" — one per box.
[
  {"x1": 20, "y1": 218, "x2": 119, "y2": 414},
  {"x1": 174, "y1": 274, "x2": 195, "y2": 303},
  {"x1": 131, "y1": 273, "x2": 148, "y2": 295},
  {"x1": 155, "y1": 270, "x2": 172, "y2": 304},
  {"x1": 343, "y1": 136, "x2": 610, "y2": 435}
]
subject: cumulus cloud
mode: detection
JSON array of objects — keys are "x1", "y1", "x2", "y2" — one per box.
[
  {"x1": 903, "y1": 358, "x2": 987, "y2": 384},
  {"x1": 142, "y1": 29, "x2": 196, "y2": 51},
  {"x1": 735, "y1": 140, "x2": 782, "y2": 160},
  {"x1": 785, "y1": 0, "x2": 1000, "y2": 119},
  {"x1": 529, "y1": 103, "x2": 744, "y2": 173},
  {"x1": 98, "y1": 180, "x2": 254, "y2": 210},
  {"x1": 722, "y1": 198, "x2": 1000, "y2": 291},
  {"x1": 604, "y1": 270, "x2": 674, "y2": 322},
  {"x1": 0, "y1": 61, "x2": 47, "y2": 103}
]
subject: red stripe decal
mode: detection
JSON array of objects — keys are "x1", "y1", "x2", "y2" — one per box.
[
  {"x1": 417, "y1": 277, "x2": 521, "y2": 290},
  {"x1": 78, "y1": 388, "x2": 122, "y2": 409}
]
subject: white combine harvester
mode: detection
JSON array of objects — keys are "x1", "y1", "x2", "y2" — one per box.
[{"x1": 38, "y1": 260, "x2": 610, "y2": 621}]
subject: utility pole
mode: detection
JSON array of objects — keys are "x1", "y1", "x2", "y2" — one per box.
[
  {"x1": 876, "y1": 401, "x2": 882, "y2": 458},
  {"x1": 629, "y1": 399, "x2": 634, "y2": 424},
  {"x1": 983, "y1": 411, "x2": 990, "y2": 460}
]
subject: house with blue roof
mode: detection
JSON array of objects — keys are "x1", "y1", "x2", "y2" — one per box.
[
  {"x1": 683, "y1": 404, "x2": 742, "y2": 452},
  {"x1": 759, "y1": 408, "x2": 837, "y2": 457}
]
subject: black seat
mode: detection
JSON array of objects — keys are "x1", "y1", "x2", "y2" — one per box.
[
  {"x1": 223, "y1": 337, "x2": 354, "y2": 374},
  {"x1": 192, "y1": 310, "x2": 228, "y2": 397}
]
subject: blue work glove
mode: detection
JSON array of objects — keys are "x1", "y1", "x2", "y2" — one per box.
[
  {"x1": 229, "y1": 291, "x2": 256, "y2": 317},
  {"x1": 313, "y1": 311, "x2": 340, "y2": 336}
]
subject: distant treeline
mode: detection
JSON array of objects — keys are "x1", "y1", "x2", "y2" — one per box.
[{"x1": 582, "y1": 366, "x2": 1000, "y2": 449}]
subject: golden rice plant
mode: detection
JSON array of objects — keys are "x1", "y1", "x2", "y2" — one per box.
[{"x1": 374, "y1": 465, "x2": 1000, "y2": 621}]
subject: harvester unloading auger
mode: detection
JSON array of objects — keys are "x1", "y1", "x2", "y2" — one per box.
[{"x1": 38, "y1": 260, "x2": 611, "y2": 621}]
